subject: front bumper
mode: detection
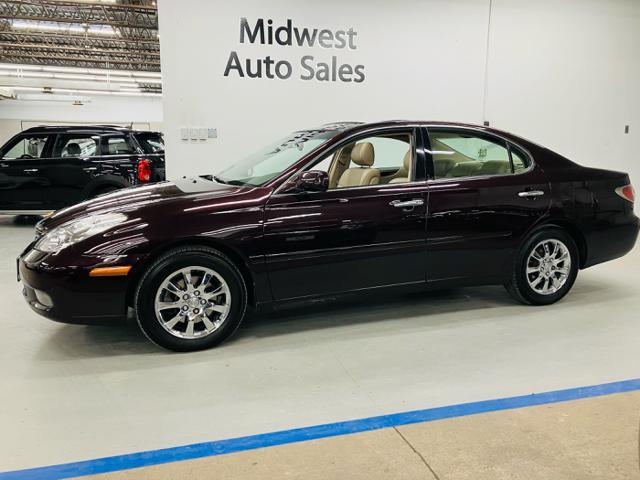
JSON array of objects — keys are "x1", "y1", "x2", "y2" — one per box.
[{"x1": 18, "y1": 246, "x2": 138, "y2": 325}]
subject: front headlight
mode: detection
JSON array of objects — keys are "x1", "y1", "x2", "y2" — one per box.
[{"x1": 36, "y1": 213, "x2": 128, "y2": 253}]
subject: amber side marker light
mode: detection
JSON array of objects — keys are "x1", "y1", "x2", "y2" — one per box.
[{"x1": 89, "y1": 266, "x2": 132, "y2": 277}]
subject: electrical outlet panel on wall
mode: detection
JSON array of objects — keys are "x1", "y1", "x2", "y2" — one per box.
[{"x1": 180, "y1": 126, "x2": 217, "y2": 142}]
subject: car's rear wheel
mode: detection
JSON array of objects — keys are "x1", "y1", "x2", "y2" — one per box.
[
  {"x1": 505, "y1": 227, "x2": 579, "y2": 305},
  {"x1": 134, "y1": 246, "x2": 247, "y2": 351}
]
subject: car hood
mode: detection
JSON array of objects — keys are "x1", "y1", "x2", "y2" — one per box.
[{"x1": 39, "y1": 177, "x2": 271, "y2": 231}]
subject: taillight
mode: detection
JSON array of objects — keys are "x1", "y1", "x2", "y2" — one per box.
[
  {"x1": 615, "y1": 185, "x2": 635, "y2": 203},
  {"x1": 137, "y1": 158, "x2": 151, "y2": 182}
]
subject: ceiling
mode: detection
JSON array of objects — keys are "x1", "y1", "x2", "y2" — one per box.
[{"x1": 0, "y1": 0, "x2": 160, "y2": 72}]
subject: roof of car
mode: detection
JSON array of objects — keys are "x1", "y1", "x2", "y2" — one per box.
[
  {"x1": 21, "y1": 125, "x2": 160, "y2": 135},
  {"x1": 316, "y1": 120, "x2": 534, "y2": 148},
  {"x1": 318, "y1": 120, "x2": 505, "y2": 134}
]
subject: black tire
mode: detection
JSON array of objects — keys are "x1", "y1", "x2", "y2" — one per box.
[
  {"x1": 505, "y1": 227, "x2": 579, "y2": 305},
  {"x1": 134, "y1": 246, "x2": 247, "y2": 351}
]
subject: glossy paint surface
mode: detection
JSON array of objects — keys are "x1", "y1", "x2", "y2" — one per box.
[
  {"x1": 0, "y1": 126, "x2": 165, "y2": 212},
  {"x1": 17, "y1": 121, "x2": 640, "y2": 323}
]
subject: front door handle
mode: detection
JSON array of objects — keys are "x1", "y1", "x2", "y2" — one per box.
[
  {"x1": 518, "y1": 190, "x2": 545, "y2": 198},
  {"x1": 24, "y1": 168, "x2": 39, "y2": 173},
  {"x1": 83, "y1": 167, "x2": 97, "y2": 172},
  {"x1": 390, "y1": 199, "x2": 424, "y2": 208},
  {"x1": 0, "y1": 163, "x2": 8, "y2": 168}
]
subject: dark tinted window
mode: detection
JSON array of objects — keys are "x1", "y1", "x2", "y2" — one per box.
[
  {"x1": 104, "y1": 136, "x2": 135, "y2": 155},
  {"x1": 135, "y1": 133, "x2": 164, "y2": 154},
  {"x1": 53, "y1": 134, "x2": 99, "y2": 158},
  {"x1": 2, "y1": 135, "x2": 49, "y2": 160}
]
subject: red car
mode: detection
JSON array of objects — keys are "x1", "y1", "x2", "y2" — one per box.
[{"x1": 18, "y1": 121, "x2": 638, "y2": 351}]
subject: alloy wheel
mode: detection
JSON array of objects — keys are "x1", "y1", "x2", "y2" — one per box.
[
  {"x1": 154, "y1": 266, "x2": 231, "y2": 339},
  {"x1": 525, "y1": 239, "x2": 571, "y2": 295}
]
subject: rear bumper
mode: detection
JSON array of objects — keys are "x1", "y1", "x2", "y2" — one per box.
[
  {"x1": 18, "y1": 248, "x2": 135, "y2": 325},
  {"x1": 583, "y1": 215, "x2": 640, "y2": 268}
]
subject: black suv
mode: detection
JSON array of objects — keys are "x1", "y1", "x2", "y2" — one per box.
[{"x1": 0, "y1": 125, "x2": 165, "y2": 215}]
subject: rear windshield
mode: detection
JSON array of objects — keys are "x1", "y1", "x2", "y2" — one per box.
[{"x1": 135, "y1": 133, "x2": 164, "y2": 154}]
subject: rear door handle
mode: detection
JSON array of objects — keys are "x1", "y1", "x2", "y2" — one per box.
[
  {"x1": 518, "y1": 190, "x2": 544, "y2": 198},
  {"x1": 83, "y1": 167, "x2": 97, "y2": 172},
  {"x1": 24, "y1": 168, "x2": 39, "y2": 173},
  {"x1": 390, "y1": 199, "x2": 424, "y2": 208},
  {"x1": 0, "y1": 163, "x2": 8, "y2": 168}
]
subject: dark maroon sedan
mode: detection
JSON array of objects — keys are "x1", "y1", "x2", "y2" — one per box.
[{"x1": 18, "y1": 121, "x2": 638, "y2": 351}]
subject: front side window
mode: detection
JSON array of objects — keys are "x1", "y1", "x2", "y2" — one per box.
[
  {"x1": 217, "y1": 129, "x2": 339, "y2": 186},
  {"x1": 2, "y1": 135, "x2": 49, "y2": 160},
  {"x1": 429, "y1": 129, "x2": 520, "y2": 179},
  {"x1": 53, "y1": 135, "x2": 99, "y2": 158},
  {"x1": 311, "y1": 132, "x2": 414, "y2": 189}
]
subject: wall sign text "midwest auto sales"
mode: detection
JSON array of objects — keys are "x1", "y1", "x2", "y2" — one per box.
[{"x1": 223, "y1": 18, "x2": 365, "y2": 83}]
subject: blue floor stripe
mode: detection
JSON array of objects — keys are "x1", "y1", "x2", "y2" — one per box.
[{"x1": 2, "y1": 378, "x2": 639, "y2": 480}]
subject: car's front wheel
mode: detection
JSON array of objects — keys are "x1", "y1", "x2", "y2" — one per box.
[
  {"x1": 134, "y1": 246, "x2": 247, "y2": 351},
  {"x1": 505, "y1": 227, "x2": 579, "y2": 305}
]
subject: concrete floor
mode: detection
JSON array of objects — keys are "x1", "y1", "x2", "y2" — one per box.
[
  {"x1": 82, "y1": 391, "x2": 640, "y2": 480},
  {"x1": 1, "y1": 216, "x2": 639, "y2": 475}
]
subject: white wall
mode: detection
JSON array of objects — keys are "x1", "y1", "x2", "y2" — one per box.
[
  {"x1": 485, "y1": 0, "x2": 640, "y2": 184},
  {"x1": 158, "y1": 0, "x2": 491, "y2": 178},
  {"x1": 158, "y1": 0, "x2": 640, "y2": 187},
  {"x1": 0, "y1": 95, "x2": 163, "y2": 145}
]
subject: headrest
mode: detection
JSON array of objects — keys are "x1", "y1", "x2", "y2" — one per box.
[
  {"x1": 351, "y1": 142, "x2": 374, "y2": 167},
  {"x1": 65, "y1": 143, "x2": 81, "y2": 156}
]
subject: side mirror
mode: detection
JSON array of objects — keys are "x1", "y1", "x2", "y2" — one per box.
[{"x1": 282, "y1": 170, "x2": 329, "y2": 193}]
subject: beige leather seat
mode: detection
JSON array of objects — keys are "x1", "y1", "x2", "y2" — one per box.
[
  {"x1": 448, "y1": 161, "x2": 483, "y2": 177},
  {"x1": 433, "y1": 158, "x2": 458, "y2": 178},
  {"x1": 327, "y1": 145, "x2": 353, "y2": 189},
  {"x1": 389, "y1": 151, "x2": 411, "y2": 184},
  {"x1": 480, "y1": 160, "x2": 510, "y2": 175},
  {"x1": 337, "y1": 142, "x2": 380, "y2": 188}
]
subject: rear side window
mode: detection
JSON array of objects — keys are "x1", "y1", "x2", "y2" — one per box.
[
  {"x1": 135, "y1": 133, "x2": 164, "y2": 154},
  {"x1": 428, "y1": 129, "x2": 528, "y2": 179},
  {"x1": 510, "y1": 145, "x2": 529, "y2": 173},
  {"x1": 53, "y1": 134, "x2": 99, "y2": 158},
  {"x1": 2, "y1": 135, "x2": 49, "y2": 160},
  {"x1": 104, "y1": 136, "x2": 135, "y2": 155}
]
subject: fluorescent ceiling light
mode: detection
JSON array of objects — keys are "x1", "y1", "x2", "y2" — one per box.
[
  {"x1": 0, "y1": 64, "x2": 162, "y2": 79},
  {"x1": 11, "y1": 19, "x2": 116, "y2": 36},
  {"x1": 9, "y1": 86, "x2": 44, "y2": 92},
  {"x1": 0, "y1": 63, "x2": 162, "y2": 78},
  {"x1": 17, "y1": 93, "x2": 92, "y2": 103},
  {"x1": 50, "y1": 87, "x2": 160, "y2": 97},
  {"x1": 0, "y1": 64, "x2": 162, "y2": 93},
  {"x1": 3, "y1": 85, "x2": 160, "y2": 97},
  {"x1": 1, "y1": 71, "x2": 157, "y2": 87}
]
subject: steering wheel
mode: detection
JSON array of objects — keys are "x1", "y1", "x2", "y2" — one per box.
[{"x1": 18, "y1": 154, "x2": 34, "y2": 159}]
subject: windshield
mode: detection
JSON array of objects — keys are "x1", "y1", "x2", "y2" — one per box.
[
  {"x1": 135, "y1": 132, "x2": 165, "y2": 154},
  {"x1": 216, "y1": 130, "x2": 338, "y2": 186}
]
